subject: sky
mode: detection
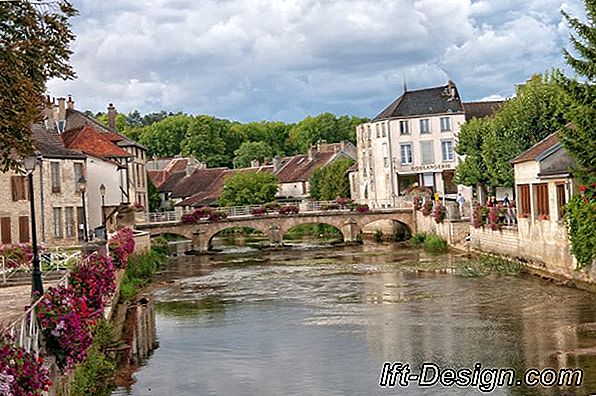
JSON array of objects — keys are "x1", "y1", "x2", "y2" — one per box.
[{"x1": 47, "y1": 0, "x2": 585, "y2": 123}]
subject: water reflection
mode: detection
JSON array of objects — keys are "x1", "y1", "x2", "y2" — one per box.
[{"x1": 115, "y1": 243, "x2": 596, "y2": 396}]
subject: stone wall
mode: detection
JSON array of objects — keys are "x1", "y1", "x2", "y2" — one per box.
[{"x1": 133, "y1": 230, "x2": 151, "y2": 253}]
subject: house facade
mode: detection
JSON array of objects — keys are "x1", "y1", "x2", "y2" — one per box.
[
  {"x1": 0, "y1": 124, "x2": 89, "y2": 248},
  {"x1": 353, "y1": 81, "x2": 501, "y2": 208}
]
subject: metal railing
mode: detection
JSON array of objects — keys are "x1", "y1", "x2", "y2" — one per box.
[{"x1": 145, "y1": 199, "x2": 415, "y2": 224}]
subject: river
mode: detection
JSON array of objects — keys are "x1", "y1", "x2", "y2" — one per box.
[{"x1": 113, "y1": 239, "x2": 596, "y2": 395}]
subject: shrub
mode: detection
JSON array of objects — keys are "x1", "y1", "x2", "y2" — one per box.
[
  {"x1": 119, "y1": 249, "x2": 165, "y2": 301},
  {"x1": 423, "y1": 234, "x2": 448, "y2": 253},
  {"x1": 279, "y1": 205, "x2": 299, "y2": 215},
  {"x1": 421, "y1": 200, "x2": 433, "y2": 216},
  {"x1": 207, "y1": 211, "x2": 227, "y2": 222},
  {"x1": 355, "y1": 204, "x2": 369, "y2": 213},
  {"x1": 374, "y1": 229, "x2": 383, "y2": 242},
  {"x1": 411, "y1": 232, "x2": 427, "y2": 244},
  {"x1": 0, "y1": 332, "x2": 51, "y2": 396},
  {"x1": 250, "y1": 207, "x2": 267, "y2": 216},
  {"x1": 264, "y1": 202, "x2": 280, "y2": 211},
  {"x1": 564, "y1": 182, "x2": 596, "y2": 268},
  {"x1": 321, "y1": 203, "x2": 340, "y2": 211},
  {"x1": 433, "y1": 202, "x2": 446, "y2": 224},
  {"x1": 472, "y1": 205, "x2": 489, "y2": 228},
  {"x1": 181, "y1": 207, "x2": 212, "y2": 224},
  {"x1": 108, "y1": 228, "x2": 135, "y2": 269},
  {"x1": 69, "y1": 254, "x2": 116, "y2": 318},
  {"x1": 413, "y1": 196, "x2": 423, "y2": 211},
  {"x1": 336, "y1": 198, "x2": 353, "y2": 208},
  {"x1": 0, "y1": 243, "x2": 42, "y2": 269}
]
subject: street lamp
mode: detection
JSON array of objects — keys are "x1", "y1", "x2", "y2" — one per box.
[
  {"x1": 99, "y1": 184, "x2": 106, "y2": 226},
  {"x1": 23, "y1": 155, "x2": 43, "y2": 297},
  {"x1": 79, "y1": 176, "x2": 89, "y2": 242}
]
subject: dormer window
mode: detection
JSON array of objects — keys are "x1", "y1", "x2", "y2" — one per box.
[{"x1": 56, "y1": 120, "x2": 66, "y2": 133}]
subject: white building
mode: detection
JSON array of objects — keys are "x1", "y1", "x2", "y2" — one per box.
[{"x1": 353, "y1": 81, "x2": 500, "y2": 208}]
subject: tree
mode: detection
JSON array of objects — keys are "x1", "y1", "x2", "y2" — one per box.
[
  {"x1": 95, "y1": 113, "x2": 130, "y2": 133},
  {"x1": 138, "y1": 114, "x2": 192, "y2": 158},
  {"x1": 0, "y1": 1, "x2": 77, "y2": 171},
  {"x1": 233, "y1": 141, "x2": 273, "y2": 168},
  {"x1": 180, "y1": 115, "x2": 228, "y2": 167},
  {"x1": 219, "y1": 172, "x2": 279, "y2": 206},
  {"x1": 309, "y1": 158, "x2": 354, "y2": 200},
  {"x1": 455, "y1": 74, "x2": 566, "y2": 188},
  {"x1": 559, "y1": 2, "x2": 596, "y2": 182},
  {"x1": 147, "y1": 177, "x2": 162, "y2": 212},
  {"x1": 289, "y1": 113, "x2": 367, "y2": 152}
]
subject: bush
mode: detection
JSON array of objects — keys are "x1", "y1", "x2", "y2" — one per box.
[
  {"x1": 119, "y1": 248, "x2": 165, "y2": 301},
  {"x1": 423, "y1": 234, "x2": 448, "y2": 253},
  {"x1": 374, "y1": 229, "x2": 383, "y2": 242},
  {"x1": 433, "y1": 202, "x2": 446, "y2": 224},
  {"x1": 0, "y1": 332, "x2": 51, "y2": 395},
  {"x1": 564, "y1": 182, "x2": 596, "y2": 268},
  {"x1": 411, "y1": 232, "x2": 427, "y2": 244},
  {"x1": 108, "y1": 228, "x2": 135, "y2": 269},
  {"x1": 421, "y1": 200, "x2": 433, "y2": 216},
  {"x1": 250, "y1": 207, "x2": 267, "y2": 216},
  {"x1": 279, "y1": 205, "x2": 299, "y2": 215},
  {"x1": 355, "y1": 204, "x2": 369, "y2": 213}
]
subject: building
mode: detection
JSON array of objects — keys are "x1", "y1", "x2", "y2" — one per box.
[
  {"x1": 45, "y1": 96, "x2": 149, "y2": 230},
  {"x1": 0, "y1": 124, "x2": 88, "y2": 248},
  {"x1": 353, "y1": 81, "x2": 501, "y2": 208},
  {"x1": 147, "y1": 157, "x2": 205, "y2": 210}
]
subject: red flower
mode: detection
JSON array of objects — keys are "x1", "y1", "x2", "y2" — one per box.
[{"x1": 580, "y1": 185, "x2": 587, "y2": 192}]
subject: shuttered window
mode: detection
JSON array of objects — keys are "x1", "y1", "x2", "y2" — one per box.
[
  {"x1": 420, "y1": 119, "x2": 431, "y2": 134},
  {"x1": 19, "y1": 216, "x2": 29, "y2": 243},
  {"x1": 534, "y1": 183, "x2": 549, "y2": 217},
  {"x1": 518, "y1": 184, "x2": 531, "y2": 215},
  {"x1": 51, "y1": 162, "x2": 61, "y2": 193},
  {"x1": 400, "y1": 144, "x2": 412, "y2": 165},
  {"x1": 74, "y1": 163, "x2": 83, "y2": 187},
  {"x1": 420, "y1": 141, "x2": 434, "y2": 164},
  {"x1": 440, "y1": 117, "x2": 451, "y2": 132},
  {"x1": 65, "y1": 207, "x2": 75, "y2": 238},
  {"x1": 53, "y1": 207, "x2": 63, "y2": 238},
  {"x1": 1, "y1": 217, "x2": 11, "y2": 244},
  {"x1": 441, "y1": 140, "x2": 454, "y2": 162},
  {"x1": 11, "y1": 176, "x2": 27, "y2": 201}
]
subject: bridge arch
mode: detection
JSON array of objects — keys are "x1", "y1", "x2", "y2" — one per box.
[
  {"x1": 282, "y1": 222, "x2": 345, "y2": 242},
  {"x1": 359, "y1": 218, "x2": 412, "y2": 241},
  {"x1": 207, "y1": 225, "x2": 269, "y2": 251}
]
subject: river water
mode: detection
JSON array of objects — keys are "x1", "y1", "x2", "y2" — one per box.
[{"x1": 113, "y1": 240, "x2": 596, "y2": 396}]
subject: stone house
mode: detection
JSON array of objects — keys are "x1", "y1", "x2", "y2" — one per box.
[
  {"x1": 0, "y1": 124, "x2": 88, "y2": 248},
  {"x1": 352, "y1": 81, "x2": 501, "y2": 208}
]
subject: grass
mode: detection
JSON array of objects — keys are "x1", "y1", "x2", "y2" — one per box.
[
  {"x1": 401, "y1": 254, "x2": 524, "y2": 278},
  {"x1": 423, "y1": 234, "x2": 448, "y2": 253},
  {"x1": 410, "y1": 232, "x2": 427, "y2": 245},
  {"x1": 119, "y1": 243, "x2": 167, "y2": 302}
]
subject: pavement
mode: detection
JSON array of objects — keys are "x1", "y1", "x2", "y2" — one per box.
[{"x1": 0, "y1": 279, "x2": 61, "y2": 329}]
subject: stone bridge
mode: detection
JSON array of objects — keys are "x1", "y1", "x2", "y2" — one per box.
[{"x1": 137, "y1": 208, "x2": 415, "y2": 253}]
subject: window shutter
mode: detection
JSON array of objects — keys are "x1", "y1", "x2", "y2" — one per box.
[
  {"x1": 420, "y1": 141, "x2": 434, "y2": 164},
  {"x1": 19, "y1": 216, "x2": 29, "y2": 243},
  {"x1": 1, "y1": 217, "x2": 11, "y2": 244}
]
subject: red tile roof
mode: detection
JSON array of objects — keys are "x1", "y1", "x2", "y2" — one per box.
[
  {"x1": 170, "y1": 167, "x2": 229, "y2": 199},
  {"x1": 147, "y1": 170, "x2": 167, "y2": 187},
  {"x1": 62, "y1": 124, "x2": 132, "y2": 159},
  {"x1": 276, "y1": 151, "x2": 336, "y2": 183},
  {"x1": 510, "y1": 133, "x2": 560, "y2": 164},
  {"x1": 463, "y1": 101, "x2": 504, "y2": 121}
]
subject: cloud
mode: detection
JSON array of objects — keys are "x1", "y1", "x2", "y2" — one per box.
[{"x1": 47, "y1": 0, "x2": 584, "y2": 122}]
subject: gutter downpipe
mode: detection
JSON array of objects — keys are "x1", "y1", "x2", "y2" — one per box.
[{"x1": 386, "y1": 120, "x2": 397, "y2": 207}]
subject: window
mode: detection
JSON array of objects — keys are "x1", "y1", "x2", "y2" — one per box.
[
  {"x1": 534, "y1": 183, "x2": 549, "y2": 218},
  {"x1": 381, "y1": 123, "x2": 386, "y2": 137},
  {"x1": 440, "y1": 117, "x2": 451, "y2": 132},
  {"x1": 400, "y1": 144, "x2": 412, "y2": 165},
  {"x1": 518, "y1": 184, "x2": 531, "y2": 216},
  {"x1": 53, "y1": 207, "x2": 63, "y2": 238},
  {"x1": 420, "y1": 119, "x2": 431, "y2": 134},
  {"x1": 65, "y1": 207, "x2": 75, "y2": 238},
  {"x1": 375, "y1": 124, "x2": 380, "y2": 138},
  {"x1": 51, "y1": 162, "x2": 61, "y2": 193},
  {"x1": 441, "y1": 140, "x2": 455, "y2": 162},
  {"x1": 1, "y1": 217, "x2": 11, "y2": 244},
  {"x1": 19, "y1": 216, "x2": 29, "y2": 243},
  {"x1": 11, "y1": 176, "x2": 28, "y2": 201},
  {"x1": 399, "y1": 120, "x2": 410, "y2": 135},
  {"x1": 382, "y1": 143, "x2": 389, "y2": 168},
  {"x1": 74, "y1": 163, "x2": 83, "y2": 186},
  {"x1": 367, "y1": 125, "x2": 371, "y2": 140},
  {"x1": 556, "y1": 183, "x2": 566, "y2": 221},
  {"x1": 420, "y1": 141, "x2": 434, "y2": 164}
]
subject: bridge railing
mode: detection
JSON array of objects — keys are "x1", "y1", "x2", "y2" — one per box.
[{"x1": 145, "y1": 199, "x2": 415, "y2": 224}]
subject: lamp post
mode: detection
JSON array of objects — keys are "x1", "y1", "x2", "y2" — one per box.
[
  {"x1": 99, "y1": 184, "x2": 106, "y2": 226},
  {"x1": 23, "y1": 155, "x2": 43, "y2": 297},
  {"x1": 79, "y1": 176, "x2": 88, "y2": 242}
]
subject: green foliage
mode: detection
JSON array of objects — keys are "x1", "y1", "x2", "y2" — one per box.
[
  {"x1": 95, "y1": 113, "x2": 130, "y2": 133},
  {"x1": 289, "y1": 113, "x2": 368, "y2": 152},
  {"x1": 285, "y1": 224, "x2": 341, "y2": 238},
  {"x1": 423, "y1": 234, "x2": 448, "y2": 253},
  {"x1": 455, "y1": 74, "x2": 567, "y2": 187},
  {"x1": 120, "y1": 248, "x2": 166, "y2": 302},
  {"x1": 139, "y1": 114, "x2": 192, "y2": 158},
  {"x1": 564, "y1": 185, "x2": 596, "y2": 268},
  {"x1": 410, "y1": 232, "x2": 427, "y2": 244},
  {"x1": 231, "y1": 121, "x2": 295, "y2": 155},
  {"x1": 456, "y1": 255, "x2": 523, "y2": 277},
  {"x1": 309, "y1": 158, "x2": 355, "y2": 200},
  {"x1": 233, "y1": 141, "x2": 274, "y2": 168},
  {"x1": 0, "y1": 1, "x2": 77, "y2": 171},
  {"x1": 180, "y1": 115, "x2": 229, "y2": 167},
  {"x1": 70, "y1": 320, "x2": 116, "y2": 396},
  {"x1": 147, "y1": 176, "x2": 162, "y2": 212},
  {"x1": 374, "y1": 229, "x2": 383, "y2": 243},
  {"x1": 219, "y1": 171, "x2": 279, "y2": 206}
]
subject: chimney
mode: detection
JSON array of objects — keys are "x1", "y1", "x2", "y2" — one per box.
[
  {"x1": 66, "y1": 94, "x2": 75, "y2": 110},
  {"x1": 250, "y1": 159, "x2": 260, "y2": 168},
  {"x1": 107, "y1": 103, "x2": 117, "y2": 130},
  {"x1": 57, "y1": 97, "x2": 66, "y2": 122},
  {"x1": 448, "y1": 80, "x2": 457, "y2": 100},
  {"x1": 307, "y1": 146, "x2": 316, "y2": 161},
  {"x1": 273, "y1": 155, "x2": 281, "y2": 172},
  {"x1": 44, "y1": 97, "x2": 55, "y2": 130}
]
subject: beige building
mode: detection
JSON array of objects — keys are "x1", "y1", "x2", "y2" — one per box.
[
  {"x1": 353, "y1": 81, "x2": 501, "y2": 208},
  {"x1": 0, "y1": 125, "x2": 89, "y2": 248}
]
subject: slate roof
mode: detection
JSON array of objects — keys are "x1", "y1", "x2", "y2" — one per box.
[
  {"x1": 510, "y1": 133, "x2": 560, "y2": 164},
  {"x1": 31, "y1": 123, "x2": 87, "y2": 159},
  {"x1": 373, "y1": 82, "x2": 464, "y2": 121},
  {"x1": 170, "y1": 167, "x2": 229, "y2": 199},
  {"x1": 61, "y1": 125, "x2": 132, "y2": 159},
  {"x1": 276, "y1": 151, "x2": 336, "y2": 183},
  {"x1": 463, "y1": 101, "x2": 504, "y2": 121}
]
